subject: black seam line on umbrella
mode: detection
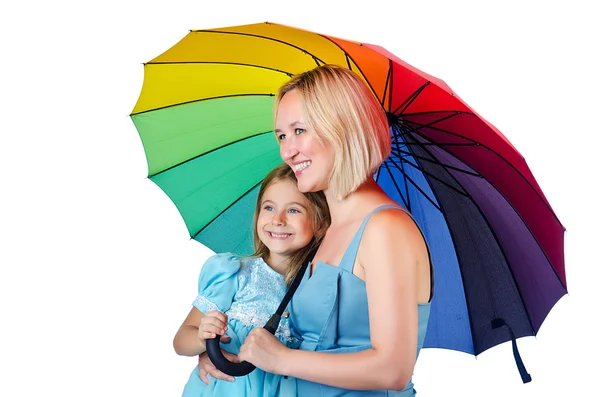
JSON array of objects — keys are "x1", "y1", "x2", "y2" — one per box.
[
  {"x1": 404, "y1": 132, "x2": 541, "y2": 339},
  {"x1": 374, "y1": 166, "x2": 382, "y2": 184},
  {"x1": 392, "y1": 124, "x2": 411, "y2": 210},
  {"x1": 396, "y1": 133, "x2": 478, "y2": 353},
  {"x1": 389, "y1": 126, "x2": 410, "y2": 209},
  {"x1": 392, "y1": 147, "x2": 482, "y2": 178},
  {"x1": 403, "y1": 117, "x2": 565, "y2": 229},
  {"x1": 407, "y1": 138, "x2": 568, "y2": 295},
  {"x1": 315, "y1": 33, "x2": 382, "y2": 106},
  {"x1": 390, "y1": 149, "x2": 472, "y2": 198},
  {"x1": 404, "y1": 122, "x2": 568, "y2": 291},
  {"x1": 396, "y1": 111, "x2": 465, "y2": 137},
  {"x1": 386, "y1": 156, "x2": 442, "y2": 212},
  {"x1": 192, "y1": 180, "x2": 263, "y2": 240},
  {"x1": 381, "y1": 161, "x2": 411, "y2": 211},
  {"x1": 392, "y1": 82, "x2": 431, "y2": 116},
  {"x1": 403, "y1": 111, "x2": 564, "y2": 226},
  {"x1": 130, "y1": 93, "x2": 275, "y2": 116},
  {"x1": 148, "y1": 131, "x2": 274, "y2": 178},
  {"x1": 382, "y1": 59, "x2": 392, "y2": 110},
  {"x1": 145, "y1": 61, "x2": 294, "y2": 77},
  {"x1": 191, "y1": 30, "x2": 328, "y2": 66}
]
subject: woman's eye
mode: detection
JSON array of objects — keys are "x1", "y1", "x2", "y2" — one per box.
[
  {"x1": 295, "y1": 128, "x2": 305, "y2": 135},
  {"x1": 277, "y1": 133, "x2": 286, "y2": 141}
]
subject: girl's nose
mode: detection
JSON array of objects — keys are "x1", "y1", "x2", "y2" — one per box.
[{"x1": 271, "y1": 212, "x2": 286, "y2": 226}]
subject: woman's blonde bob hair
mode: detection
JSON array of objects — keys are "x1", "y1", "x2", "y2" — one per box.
[
  {"x1": 274, "y1": 64, "x2": 391, "y2": 199},
  {"x1": 251, "y1": 163, "x2": 330, "y2": 284}
]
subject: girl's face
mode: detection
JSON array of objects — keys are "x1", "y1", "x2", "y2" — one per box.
[
  {"x1": 257, "y1": 179, "x2": 315, "y2": 267},
  {"x1": 275, "y1": 89, "x2": 335, "y2": 193}
]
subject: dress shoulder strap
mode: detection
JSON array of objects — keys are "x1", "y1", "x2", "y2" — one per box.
[{"x1": 338, "y1": 204, "x2": 410, "y2": 272}]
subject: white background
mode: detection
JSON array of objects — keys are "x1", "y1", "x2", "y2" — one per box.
[{"x1": 1, "y1": 1, "x2": 598, "y2": 396}]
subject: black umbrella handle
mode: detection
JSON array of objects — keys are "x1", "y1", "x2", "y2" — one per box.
[
  {"x1": 205, "y1": 314, "x2": 281, "y2": 377},
  {"x1": 205, "y1": 251, "x2": 313, "y2": 377}
]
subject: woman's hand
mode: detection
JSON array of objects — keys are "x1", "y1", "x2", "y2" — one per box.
[
  {"x1": 197, "y1": 351, "x2": 238, "y2": 384},
  {"x1": 198, "y1": 311, "x2": 230, "y2": 346},
  {"x1": 238, "y1": 328, "x2": 290, "y2": 374}
]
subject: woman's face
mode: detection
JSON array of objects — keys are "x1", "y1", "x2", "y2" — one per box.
[{"x1": 275, "y1": 89, "x2": 335, "y2": 193}]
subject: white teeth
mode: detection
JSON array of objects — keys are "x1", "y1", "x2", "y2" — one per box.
[
  {"x1": 270, "y1": 232, "x2": 291, "y2": 238},
  {"x1": 294, "y1": 161, "x2": 311, "y2": 172}
]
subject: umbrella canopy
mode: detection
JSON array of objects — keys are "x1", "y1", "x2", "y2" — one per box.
[{"x1": 130, "y1": 22, "x2": 566, "y2": 382}]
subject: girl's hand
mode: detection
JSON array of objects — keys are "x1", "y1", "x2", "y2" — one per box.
[
  {"x1": 198, "y1": 311, "x2": 231, "y2": 345},
  {"x1": 197, "y1": 351, "x2": 238, "y2": 384},
  {"x1": 238, "y1": 328, "x2": 289, "y2": 374}
]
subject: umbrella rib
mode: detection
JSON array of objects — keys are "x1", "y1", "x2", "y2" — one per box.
[
  {"x1": 130, "y1": 93, "x2": 274, "y2": 116},
  {"x1": 145, "y1": 61, "x2": 294, "y2": 77},
  {"x1": 406, "y1": 127, "x2": 568, "y2": 292},
  {"x1": 192, "y1": 180, "x2": 263, "y2": 239},
  {"x1": 316, "y1": 34, "x2": 381, "y2": 105},
  {"x1": 402, "y1": 118, "x2": 565, "y2": 229},
  {"x1": 391, "y1": 133, "x2": 479, "y2": 351},
  {"x1": 392, "y1": 82, "x2": 430, "y2": 115},
  {"x1": 381, "y1": 59, "x2": 392, "y2": 109},
  {"x1": 149, "y1": 131, "x2": 274, "y2": 178},
  {"x1": 191, "y1": 29, "x2": 328, "y2": 66},
  {"x1": 392, "y1": 124, "x2": 411, "y2": 209},
  {"x1": 381, "y1": 161, "x2": 410, "y2": 211},
  {"x1": 391, "y1": 147, "x2": 481, "y2": 178},
  {"x1": 391, "y1": 150, "x2": 470, "y2": 198},
  {"x1": 385, "y1": 156, "x2": 441, "y2": 212},
  {"x1": 373, "y1": 165, "x2": 382, "y2": 184},
  {"x1": 403, "y1": 132, "x2": 538, "y2": 336}
]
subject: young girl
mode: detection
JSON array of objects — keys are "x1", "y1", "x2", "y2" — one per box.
[{"x1": 173, "y1": 163, "x2": 330, "y2": 397}]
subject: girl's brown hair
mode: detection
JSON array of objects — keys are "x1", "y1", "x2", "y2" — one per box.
[{"x1": 251, "y1": 163, "x2": 330, "y2": 284}]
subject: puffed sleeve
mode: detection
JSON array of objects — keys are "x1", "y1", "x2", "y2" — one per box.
[{"x1": 191, "y1": 253, "x2": 241, "y2": 314}]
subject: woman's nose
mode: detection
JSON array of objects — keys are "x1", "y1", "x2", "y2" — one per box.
[{"x1": 280, "y1": 137, "x2": 299, "y2": 161}]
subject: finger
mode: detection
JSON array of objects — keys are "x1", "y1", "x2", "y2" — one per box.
[
  {"x1": 206, "y1": 366, "x2": 235, "y2": 382},
  {"x1": 200, "y1": 317, "x2": 228, "y2": 331},
  {"x1": 199, "y1": 331, "x2": 220, "y2": 341},
  {"x1": 199, "y1": 368, "x2": 210, "y2": 385},
  {"x1": 199, "y1": 323, "x2": 226, "y2": 335},
  {"x1": 220, "y1": 335, "x2": 231, "y2": 343},
  {"x1": 223, "y1": 350, "x2": 240, "y2": 363},
  {"x1": 206, "y1": 311, "x2": 229, "y2": 323}
]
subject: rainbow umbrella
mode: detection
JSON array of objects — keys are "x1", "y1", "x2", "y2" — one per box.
[{"x1": 130, "y1": 22, "x2": 566, "y2": 382}]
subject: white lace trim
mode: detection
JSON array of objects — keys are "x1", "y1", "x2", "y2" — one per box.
[
  {"x1": 227, "y1": 306, "x2": 297, "y2": 343},
  {"x1": 193, "y1": 295, "x2": 220, "y2": 313}
]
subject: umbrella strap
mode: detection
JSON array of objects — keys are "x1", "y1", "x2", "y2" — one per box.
[
  {"x1": 491, "y1": 318, "x2": 532, "y2": 384},
  {"x1": 264, "y1": 247, "x2": 317, "y2": 334}
]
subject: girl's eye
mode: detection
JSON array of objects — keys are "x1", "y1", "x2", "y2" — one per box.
[
  {"x1": 288, "y1": 208, "x2": 300, "y2": 214},
  {"x1": 263, "y1": 205, "x2": 274, "y2": 211},
  {"x1": 295, "y1": 128, "x2": 305, "y2": 135}
]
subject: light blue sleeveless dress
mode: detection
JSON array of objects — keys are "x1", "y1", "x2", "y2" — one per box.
[
  {"x1": 281, "y1": 205, "x2": 433, "y2": 396},
  {"x1": 181, "y1": 253, "x2": 297, "y2": 397}
]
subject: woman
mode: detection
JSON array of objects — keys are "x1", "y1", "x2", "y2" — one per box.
[{"x1": 200, "y1": 65, "x2": 434, "y2": 396}]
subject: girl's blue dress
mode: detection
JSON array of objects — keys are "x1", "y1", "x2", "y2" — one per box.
[{"x1": 181, "y1": 253, "x2": 296, "y2": 397}]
